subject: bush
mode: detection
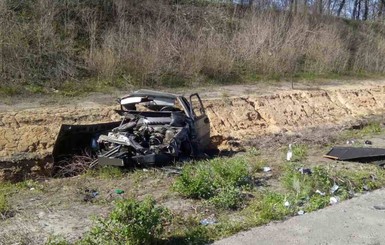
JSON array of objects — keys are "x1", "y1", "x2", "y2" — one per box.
[
  {"x1": 173, "y1": 157, "x2": 250, "y2": 200},
  {"x1": 282, "y1": 165, "x2": 332, "y2": 199},
  {"x1": 209, "y1": 185, "x2": 243, "y2": 210},
  {"x1": 80, "y1": 197, "x2": 171, "y2": 245},
  {"x1": 248, "y1": 192, "x2": 293, "y2": 222}
]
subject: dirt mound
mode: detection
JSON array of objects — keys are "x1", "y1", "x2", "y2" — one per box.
[
  {"x1": 0, "y1": 84, "x2": 385, "y2": 176},
  {"x1": 206, "y1": 86, "x2": 385, "y2": 148}
]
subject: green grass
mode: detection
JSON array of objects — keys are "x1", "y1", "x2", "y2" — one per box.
[
  {"x1": 85, "y1": 166, "x2": 124, "y2": 179},
  {"x1": 285, "y1": 144, "x2": 308, "y2": 162},
  {"x1": 173, "y1": 157, "x2": 251, "y2": 209},
  {"x1": 0, "y1": 193, "x2": 10, "y2": 217},
  {"x1": 37, "y1": 156, "x2": 385, "y2": 244},
  {"x1": 46, "y1": 235, "x2": 71, "y2": 245},
  {"x1": 79, "y1": 197, "x2": 171, "y2": 245},
  {"x1": 0, "y1": 86, "x2": 21, "y2": 96},
  {"x1": 342, "y1": 121, "x2": 382, "y2": 140}
]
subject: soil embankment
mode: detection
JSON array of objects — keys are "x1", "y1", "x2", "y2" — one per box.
[{"x1": 1, "y1": 83, "x2": 385, "y2": 180}]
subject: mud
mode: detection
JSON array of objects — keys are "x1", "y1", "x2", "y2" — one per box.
[{"x1": 1, "y1": 84, "x2": 385, "y2": 181}]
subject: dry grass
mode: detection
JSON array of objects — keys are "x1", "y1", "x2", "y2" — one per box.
[{"x1": 1, "y1": 1, "x2": 385, "y2": 94}]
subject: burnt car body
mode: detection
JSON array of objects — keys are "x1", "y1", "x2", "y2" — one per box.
[{"x1": 53, "y1": 90, "x2": 210, "y2": 167}]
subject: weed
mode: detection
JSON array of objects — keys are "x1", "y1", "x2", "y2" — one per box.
[
  {"x1": 288, "y1": 144, "x2": 308, "y2": 162},
  {"x1": 0, "y1": 193, "x2": 10, "y2": 218},
  {"x1": 342, "y1": 121, "x2": 382, "y2": 140},
  {"x1": 85, "y1": 166, "x2": 124, "y2": 179},
  {"x1": 361, "y1": 122, "x2": 382, "y2": 134},
  {"x1": 243, "y1": 192, "x2": 294, "y2": 226},
  {"x1": 80, "y1": 197, "x2": 171, "y2": 245},
  {"x1": 209, "y1": 185, "x2": 243, "y2": 210},
  {"x1": 166, "y1": 216, "x2": 211, "y2": 245},
  {"x1": 173, "y1": 157, "x2": 251, "y2": 200},
  {"x1": 282, "y1": 164, "x2": 332, "y2": 199},
  {"x1": 45, "y1": 235, "x2": 71, "y2": 245},
  {"x1": 0, "y1": 86, "x2": 20, "y2": 96},
  {"x1": 304, "y1": 194, "x2": 330, "y2": 212}
]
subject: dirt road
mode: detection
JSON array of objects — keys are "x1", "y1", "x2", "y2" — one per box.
[{"x1": 215, "y1": 188, "x2": 385, "y2": 245}]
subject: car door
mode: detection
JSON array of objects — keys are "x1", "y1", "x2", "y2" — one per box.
[{"x1": 189, "y1": 93, "x2": 210, "y2": 152}]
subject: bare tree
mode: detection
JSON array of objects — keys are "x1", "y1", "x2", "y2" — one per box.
[{"x1": 337, "y1": 0, "x2": 346, "y2": 16}]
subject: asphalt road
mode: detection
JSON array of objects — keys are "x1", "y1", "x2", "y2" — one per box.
[{"x1": 215, "y1": 188, "x2": 385, "y2": 245}]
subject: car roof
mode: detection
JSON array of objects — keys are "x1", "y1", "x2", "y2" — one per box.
[{"x1": 120, "y1": 89, "x2": 181, "y2": 100}]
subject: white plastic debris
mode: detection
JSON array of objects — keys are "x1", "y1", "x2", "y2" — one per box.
[
  {"x1": 263, "y1": 167, "x2": 272, "y2": 172},
  {"x1": 297, "y1": 210, "x2": 305, "y2": 215},
  {"x1": 330, "y1": 183, "x2": 339, "y2": 194},
  {"x1": 200, "y1": 218, "x2": 217, "y2": 226},
  {"x1": 30, "y1": 187, "x2": 35, "y2": 191},
  {"x1": 329, "y1": 196, "x2": 340, "y2": 205},
  {"x1": 284, "y1": 201, "x2": 290, "y2": 207},
  {"x1": 346, "y1": 140, "x2": 355, "y2": 145},
  {"x1": 286, "y1": 144, "x2": 293, "y2": 161},
  {"x1": 315, "y1": 189, "x2": 325, "y2": 196}
]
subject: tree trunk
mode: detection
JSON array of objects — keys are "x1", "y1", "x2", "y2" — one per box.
[
  {"x1": 318, "y1": 0, "x2": 323, "y2": 14},
  {"x1": 357, "y1": 0, "x2": 361, "y2": 19},
  {"x1": 379, "y1": 0, "x2": 385, "y2": 19},
  {"x1": 352, "y1": 0, "x2": 358, "y2": 19},
  {"x1": 363, "y1": 0, "x2": 369, "y2": 20},
  {"x1": 337, "y1": 0, "x2": 346, "y2": 16}
]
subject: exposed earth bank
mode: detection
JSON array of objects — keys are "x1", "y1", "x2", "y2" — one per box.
[{"x1": 1, "y1": 82, "x2": 385, "y2": 180}]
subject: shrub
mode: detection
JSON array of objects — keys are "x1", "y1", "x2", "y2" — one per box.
[
  {"x1": 282, "y1": 165, "x2": 332, "y2": 199},
  {"x1": 80, "y1": 197, "x2": 171, "y2": 245},
  {"x1": 248, "y1": 192, "x2": 293, "y2": 222},
  {"x1": 209, "y1": 185, "x2": 243, "y2": 210},
  {"x1": 173, "y1": 157, "x2": 250, "y2": 200}
]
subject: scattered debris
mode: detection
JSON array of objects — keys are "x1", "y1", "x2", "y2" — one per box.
[
  {"x1": 373, "y1": 205, "x2": 385, "y2": 210},
  {"x1": 346, "y1": 140, "x2": 355, "y2": 145},
  {"x1": 324, "y1": 147, "x2": 385, "y2": 165},
  {"x1": 298, "y1": 167, "x2": 312, "y2": 175},
  {"x1": 330, "y1": 183, "x2": 339, "y2": 194},
  {"x1": 200, "y1": 217, "x2": 217, "y2": 226},
  {"x1": 115, "y1": 189, "x2": 125, "y2": 195},
  {"x1": 286, "y1": 144, "x2": 293, "y2": 161},
  {"x1": 284, "y1": 201, "x2": 290, "y2": 208},
  {"x1": 263, "y1": 167, "x2": 272, "y2": 172},
  {"x1": 297, "y1": 210, "x2": 305, "y2": 215},
  {"x1": 329, "y1": 196, "x2": 339, "y2": 205},
  {"x1": 315, "y1": 190, "x2": 326, "y2": 196},
  {"x1": 83, "y1": 189, "x2": 99, "y2": 202}
]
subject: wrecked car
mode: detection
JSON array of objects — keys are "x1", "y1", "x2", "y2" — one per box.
[{"x1": 53, "y1": 90, "x2": 210, "y2": 167}]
